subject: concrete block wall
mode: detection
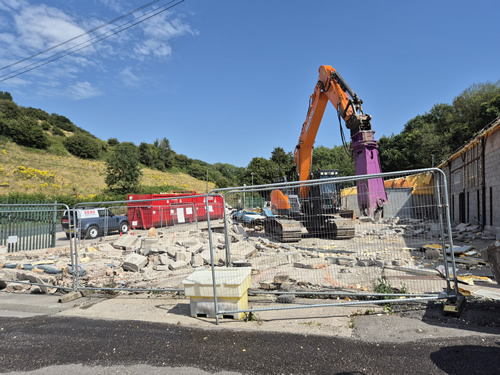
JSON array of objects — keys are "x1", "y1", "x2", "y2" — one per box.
[
  {"x1": 484, "y1": 127, "x2": 500, "y2": 233},
  {"x1": 441, "y1": 123, "x2": 500, "y2": 233}
]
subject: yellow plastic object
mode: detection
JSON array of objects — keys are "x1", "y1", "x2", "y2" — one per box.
[{"x1": 183, "y1": 267, "x2": 251, "y2": 319}]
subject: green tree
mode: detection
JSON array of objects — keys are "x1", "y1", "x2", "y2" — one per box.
[
  {"x1": 0, "y1": 92, "x2": 13, "y2": 101},
  {"x1": 174, "y1": 154, "x2": 191, "y2": 171},
  {"x1": 187, "y1": 162, "x2": 208, "y2": 180},
  {"x1": 215, "y1": 176, "x2": 230, "y2": 189},
  {"x1": 64, "y1": 133, "x2": 100, "y2": 159},
  {"x1": 449, "y1": 82, "x2": 500, "y2": 146},
  {"x1": 107, "y1": 137, "x2": 119, "y2": 147},
  {"x1": 481, "y1": 93, "x2": 500, "y2": 121},
  {"x1": 105, "y1": 142, "x2": 142, "y2": 192},
  {"x1": 246, "y1": 157, "x2": 277, "y2": 185},
  {"x1": 153, "y1": 137, "x2": 174, "y2": 170},
  {"x1": 311, "y1": 145, "x2": 355, "y2": 176},
  {"x1": 138, "y1": 142, "x2": 156, "y2": 167},
  {"x1": 270, "y1": 147, "x2": 294, "y2": 176},
  {"x1": 213, "y1": 162, "x2": 245, "y2": 186}
]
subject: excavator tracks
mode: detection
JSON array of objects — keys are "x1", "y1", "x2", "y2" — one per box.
[
  {"x1": 264, "y1": 215, "x2": 355, "y2": 242},
  {"x1": 325, "y1": 217, "x2": 355, "y2": 239},
  {"x1": 263, "y1": 218, "x2": 304, "y2": 243}
]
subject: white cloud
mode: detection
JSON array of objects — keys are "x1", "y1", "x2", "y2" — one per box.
[
  {"x1": 67, "y1": 81, "x2": 102, "y2": 100},
  {"x1": 134, "y1": 39, "x2": 172, "y2": 58},
  {"x1": 141, "y1": 11, "x2": 196, "y2": 39},
  {"x1": 0, "y1": 1, "x2": 197, "y2": 95},
  {"x1": 119, "y1": 66, "x2": 141, "y2": 87},
  {"x1": 0, "y1": 0, "x2": 23, "y2": 11},
  {"x1": 96, "y1": 0, "x2": 124, "y2": 13},
  {"x1": 14, "y1": 4, "x2": 89, "y2": 51},
  {"x1": 132, "y1": 11, "x2": 197, "y2": 58}
]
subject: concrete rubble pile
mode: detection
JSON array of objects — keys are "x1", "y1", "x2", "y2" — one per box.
[{"x1": 0, "y1": 217, "x2": 497, "y2": 295}]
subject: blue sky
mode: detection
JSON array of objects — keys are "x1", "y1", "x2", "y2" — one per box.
[{"x1": 1, "y1": 0, "x2": 499, "y2": 167}]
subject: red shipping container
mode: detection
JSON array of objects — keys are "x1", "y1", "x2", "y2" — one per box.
[{"x1": 126, "y1": 191, "x2": 224, "y2": 230}]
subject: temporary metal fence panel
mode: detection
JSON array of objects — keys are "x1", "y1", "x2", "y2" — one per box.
[
  {"x1": 0, "y1": 201, "x2": 58, "y2": 252},
  {"x1": 383, "y1": 188, "x2": 414, "y2": 219},
  {"x1": 68, "y1": 193, "x2": 225, "y2": 293},
  {"x1": 0, "y1": 203, "x2": 75, "y2": 293},
  {"x1": 207, "y1": 168, "x2": 460, "y2": 322}
]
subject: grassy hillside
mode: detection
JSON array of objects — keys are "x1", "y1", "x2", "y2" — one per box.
[{"x1": 0, "y1": 141, "x2": 215, "y2": 199}]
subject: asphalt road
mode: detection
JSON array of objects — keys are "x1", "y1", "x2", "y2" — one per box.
[{"x1": 0, "y1": 315, "x2": 499, "y2": 375}]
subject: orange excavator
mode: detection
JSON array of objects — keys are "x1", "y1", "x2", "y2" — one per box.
[{"x1": 264, "y1": 65, "x2": 387, "y2": 242}]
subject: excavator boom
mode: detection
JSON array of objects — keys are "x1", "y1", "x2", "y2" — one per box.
[
  {"x1": 266, "y1": 65, "x2": 387, "y2": 242},
  {"x1": 295, "y1": 65, "x2": 387, "y2": 218}
]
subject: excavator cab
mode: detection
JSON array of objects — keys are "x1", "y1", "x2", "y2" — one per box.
[{"x1": 307, "y1": 169, "x2": 342, "y2": 215}]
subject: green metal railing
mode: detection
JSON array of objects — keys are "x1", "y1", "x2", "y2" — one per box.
[{"x1": 0, "y1": 200, "x2": 58, "y2": 252}]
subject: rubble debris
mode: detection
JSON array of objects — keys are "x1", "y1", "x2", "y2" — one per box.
[
  {"x1": 168, "y1": 261, "x2": 189, "y2": 271},
  {"x1": 471, "y1": 289, "x2": 500, "y2": 300},
  {"x1": 1, "y1": 211, "x2": 497, "y2": 298},
  {"x1": 276, "y1": 294, "x2": 295, "y2": 303},
  {"x1": 480, "y1": 242, "x2": 500, "y2": 286},
  {"x1": 122, "y1": 253, "x2": 148, "y2": 272},
  {"x1": 393, "y1": 266, "x2": 439, "y2": 277},
  {"x1": 58, "y1": 291, "x2": 83, "y2": 303},
  {"x1": 456, "y1": 274, "x2": 495, "y2": 286},
  {"x1": 293, "y1": 258, "x2": 329, "y2": 269},
  {"x1": 113, "y1": 234, "x2": 140, "y2": 250}
]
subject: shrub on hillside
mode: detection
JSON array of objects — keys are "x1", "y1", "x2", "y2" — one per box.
[
  {"x1": 64, "y1": 133, "x2": 100, "y2": 159},
  {"x1": 41, "y1": 121, "x2": 51, "y2": 131},
  {"x1": 50, "y1": 113, "x2": 76, "y2": 132},
  {"x1": 22, "y1": 107, "x2": 50, "y2": 121},
  {"x1": 48, "y1": 137, "x2": 69, "y2": 156},
  {"x1": 2, "y1": 117, "x2": 49, "y2": 149},
  {"x1": 0, "y1": 91, "x2": 13, "y2": 101},
  {"x1": 0, "y1": 99, "x2": 21, "y2": 120},
  {"x1": 107, "y1": 137, "x2": 119, "y2": 146},
  {"x1": 52, "y1": 127, "x2": 64, "y2": 136}
]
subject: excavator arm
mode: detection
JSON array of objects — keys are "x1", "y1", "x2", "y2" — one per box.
[{"x1": 294, "y1": 65, "x2": 387, "y2": 218}]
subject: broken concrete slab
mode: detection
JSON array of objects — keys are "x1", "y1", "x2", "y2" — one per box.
[
  {"x1": 122, "y1": 253, "x2": 148, "y2": 272},
  {"x1": 286, "y1": 251, "x2": 303, "y2": 264},
  {"x1": 158, "y1": 254, "x2": 172, "y2": 266},
  {"x1": 97, "y1": 243, "x2": 118, "y2": 252},
  {"x1": 356, "y1": 258, "x2": 376, "y2": 267},
  {"x1": 168, "y1": 261, "x2": 190, "y2": 271},
  {"x1": 113, "y1": 235, "x2": 140, "y2": 250},
  {"x1": 250, "y1": 254, "x2": 288, "y2": 269},
  {"x1": 156, "y1": 265, "x2": 170, "y2": 271},
  {"x1": 191, "y1": 254, "x2": 204, "y2": 268},
  {"x1": 175, "y1": 251, "x2": 191, "y2": 263},
  {"x1": 472, "y1": 288, "x2": 500, "y2": 300},
  {"x1": 294, "y1": 258, "x2": 328, "y2": 269}
]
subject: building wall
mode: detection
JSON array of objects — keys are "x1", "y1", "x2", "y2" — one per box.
[
  {"x1": 442, "y1": 121, "x2": 500, "y2": 233},
  {"x1": 484, "y1": 126, "x2": 500, "y2": 232}
]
